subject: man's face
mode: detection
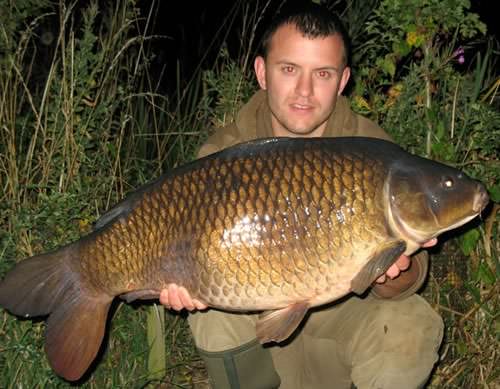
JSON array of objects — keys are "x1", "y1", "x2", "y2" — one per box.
[{"x1": 255, "y1": 23, "x2": 351, "y2": 137}]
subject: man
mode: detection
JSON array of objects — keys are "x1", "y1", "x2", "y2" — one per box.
[{"x1": 160, "y1": 4, "x2": 443, "y2": 388}]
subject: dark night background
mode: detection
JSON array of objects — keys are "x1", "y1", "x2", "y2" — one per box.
[{"x1": 143, "y1": 0, "x2": 499, "y2": 94}]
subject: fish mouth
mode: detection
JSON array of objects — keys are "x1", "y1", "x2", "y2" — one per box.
[
  {"x1": 394, "y1": 212, "x2": 479, "y2": 254},
  {"x1": 472, "y1": 184, "x2": 489, "y2": 213}
]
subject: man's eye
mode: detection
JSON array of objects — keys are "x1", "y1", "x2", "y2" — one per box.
[
  {"x1": 317, "y1": 70, "x2": 331, "y2": 79},
  {"x1": 282, "y1": 66, "x2": 295, "y2": 73}
]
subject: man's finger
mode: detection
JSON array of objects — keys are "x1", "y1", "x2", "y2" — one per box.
[
  {"x1": 422, "y1": 238, "x2": 438, "y2": 248},
  {"x1": 159, "y1": 289, "x2": 170, "y2": 307},
  {"x1": 375, "y1": 273, "x2": 387, "y2": 284},
  {"x1": 167, "y1": 284, "x2": 184, "y2": 310},
  {"x1": 179, "y1": 286, "x2": 196, "y2": 311},
  {"x1": 395, "y1": 255, "x2": 411, "y2": 271},
  {"x1": 385, "y1": 263, "x2": 401, "y2": 279},
  {"x1": 193, "y1": 299, "x2": 208, "y2": 310},
  {"x1": 179, "y1": 286, "x2": 208, "y2": 310}
]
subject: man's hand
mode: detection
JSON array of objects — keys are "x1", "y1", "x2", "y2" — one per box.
[
  {"x1": 159, "y1": 284, "x2": 207, "y2": 311},
  {"x1": 375, "y1": 238, "x2": 438, "y2": 284}
]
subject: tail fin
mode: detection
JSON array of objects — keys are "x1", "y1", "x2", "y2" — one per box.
[{"x1": 0, "y1": 246, "x2": 113, "y2": 381}]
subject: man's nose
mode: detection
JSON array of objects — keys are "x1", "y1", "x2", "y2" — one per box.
[{"x1": 295, "y1": 73, "x2": 313, "y2": 97}]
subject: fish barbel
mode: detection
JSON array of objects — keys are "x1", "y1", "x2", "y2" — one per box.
[{"x1": 0, "y1": 137, "x2": 489, "y2": 380}]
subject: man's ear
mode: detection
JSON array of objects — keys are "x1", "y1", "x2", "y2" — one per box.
[
  {"x1": 338, "y1": 66, "x2": 351, "y2": 95},
  {"x1": 254, "y1": 56, "x2": 267, "y2": 90}
]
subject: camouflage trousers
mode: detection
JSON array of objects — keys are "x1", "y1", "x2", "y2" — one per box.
[{"x1": 188, "y1": 294, "x2": 444, "y2": 389}]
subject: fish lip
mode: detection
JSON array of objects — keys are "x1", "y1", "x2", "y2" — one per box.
[{"x1": 472, "y1": 185, "x2": 489, "y2": 213}]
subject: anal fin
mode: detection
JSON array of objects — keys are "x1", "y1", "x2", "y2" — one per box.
[
  {"x1": 256, "y1": 301, "x2": 309, "y2": 344},
  {"x1": 120, "y1": 289, "x2": 159, "y2": 303},
  {"x1": 351, "y1": 240, "x2": 406, "y2": 295}
]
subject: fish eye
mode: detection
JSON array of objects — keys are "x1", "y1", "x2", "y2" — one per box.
[{"x1": 442, "y1": 177, "x2": 454, "y2": 189}]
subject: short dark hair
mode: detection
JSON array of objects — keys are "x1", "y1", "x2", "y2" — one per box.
[{"x1": 260, "y1": 2, "x2": 350, "y2": 66}]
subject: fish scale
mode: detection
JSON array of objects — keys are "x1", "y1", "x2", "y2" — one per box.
[{"x1": 0, "y1": 137, "x2": 489, "y2": 381}]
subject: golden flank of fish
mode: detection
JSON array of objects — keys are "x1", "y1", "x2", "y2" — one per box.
[{"x1": 0, "y1": 137, "x2": 489, "y2": 381}]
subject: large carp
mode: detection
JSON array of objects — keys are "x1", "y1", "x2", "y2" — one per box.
[{"x1": 0, "y1": 137, "x2": 489, "y2": 380}]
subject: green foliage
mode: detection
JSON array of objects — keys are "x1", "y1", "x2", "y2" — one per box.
[
  {"x1": 202, "y1": 47, "x2": 257, "y2": 129},
  {"x1": 459, "y1": 228, "x2": 481, "y2": 256},
  {"x1": 490, "y1": 183, "x2": 500, "y2": 203},
  {"x1": 353, "y1": 0, "x2": 486, "y2": 94},
  {"x1": 0, "y1": 0, "x2": 51, "y2": 71},
  {"x1": 372, "y1": 0, "x2": 486, "y2": 43},
  {"x1": 351, "y1": 0, "x2": 498, "y2": 184}
]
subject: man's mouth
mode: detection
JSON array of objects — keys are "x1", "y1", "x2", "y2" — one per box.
[{"x1": 290, "y1": 103, "x2": 314, "y2": 111}]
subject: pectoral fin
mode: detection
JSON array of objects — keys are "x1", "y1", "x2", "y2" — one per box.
[
  {"x1": 256, "y1": 301, "x2": 309, "y2": 344},
  {"x1": 351, "y1": 240, "x2": 406, "y2": 295}
]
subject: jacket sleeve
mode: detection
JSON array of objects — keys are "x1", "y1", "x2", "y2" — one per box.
[{"x1": 370, "y1": 251, "x2": 429, "y2": 300}]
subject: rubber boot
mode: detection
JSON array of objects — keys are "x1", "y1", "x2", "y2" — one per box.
[{"x1": 198, "y1": 339, "x2": 281, "y2": 389}]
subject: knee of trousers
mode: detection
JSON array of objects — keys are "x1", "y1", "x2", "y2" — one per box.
[
  {"x1": 188, "y1": 309, "x2": 260, "y2": 352},
  {"x1": 351, "y1": 295, "x2": 444, "y2": 389}
]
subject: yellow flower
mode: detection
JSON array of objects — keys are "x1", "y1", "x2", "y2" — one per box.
[
  {"x1": 79, "y1": 218, "x2": 92, "y2": 233},
  {"x1": 385, "y1": 83, "x2": 404, "y2": 108},
  {"x1": 353, "y1": 95, "x2": 371, "y2": 111},
  {"x1": 387, "y1": 83, "x2": 403, "y2": 98},
  {"x1": 406, "y1": 31, "x2": 418, "y2": 47},
  {"x1": 415, "y1": 94, "x2": 425, "y2": 106}
]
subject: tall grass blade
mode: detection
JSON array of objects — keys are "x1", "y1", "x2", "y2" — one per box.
[{"x1": 147, "y1": 304, "x2": 166, "y2": 382}]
